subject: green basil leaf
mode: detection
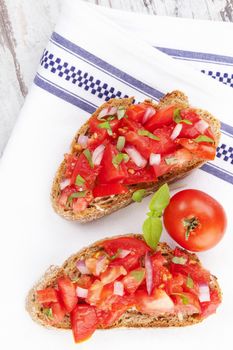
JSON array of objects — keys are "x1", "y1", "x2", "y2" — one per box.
[
  {"x1": 173, "y1": 108, "x2": 182, "y2": 123},
  {"x1": 149, "y1": 183, "x2": 170, "y2": 216},
  {"x1": 130, "y1": 270, "x2": 145, "y2": 282},
  {"x1": 75, "y1": 174, "x2": 85, "y2": 186},
  {"x1": 171, "y1": 256, "x2": 188, "y2": 265},
  {"x1": 180, "y1": 119, "x2": 193, "y2": 125},
  {"x1": 172, "y1": 293, "x2": 189, "y2": 305},
  {"x1": 83, "y1": 149, "x2": 94, "y2": 168},
  {"x1": 43, "y1": 308, "x2": 53, "y2": 318},
  {"x1": 194, "y1": 135, "x2": 214, "y2": 143},
  {"x1": 186, "y1": 275, "x2": 194, "y2": 289},
  {"x1": 117, "y1": 107, "x2": 126, "y2": 120},
  {"x1": 98, "y1": 121, "x2": 111, "y2": 130},
  {"x1": 138, "y1": 129, "x2": 160, "y2": 141},
  {"x1": 142, "y1": 216, "x2": 162, "y2": 250},
  {"x1": 112, "y1": 153, "x2": 129, "y2": 168},
  {"x1": 116, "y1": 136, "x2": 126, "y2": 151},
  {"x1": 107, "y1": 116, "x2": 115, "y2": 121},
  {"x1": 68, "y1": 191, "x2": 87, "y2": 203},
  {"x1": 165, "y1": 157, "x2": 178, "y2": 165},
  {"x1": 132, "y1": 189, "x2": 146, "y2": 203}
]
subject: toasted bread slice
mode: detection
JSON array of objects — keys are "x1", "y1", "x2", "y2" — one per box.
[
  {"x1": 26, "y1": 234, "x2": 221, "y2": 330},
  {"x1": 51, "y1": 91, "x2": 221, "y2": 222}
]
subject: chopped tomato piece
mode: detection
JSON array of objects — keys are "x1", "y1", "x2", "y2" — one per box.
[
  {"x1": 101, "y1": 237, "x2": 150, "y2": 256},
  {"x1": 93, "y1": 183, "x2": 128, "y2": 197},
  {"x1": 178, "y1": 110, "x2": 201, "y2": 139},
  {"x1": 152, "y1": 126, "x2": 178, "y2": 155},
  {"x1": 89, "y1": 116, "x2": 120, "y2": 141},
  {"x1": 170, "y1": 260, "x2": 210, "y2": 284},
  {"x1": 172, "y1": 292, "x2": 201, "y2": 315},
  {"x1": 98, "y1": 143, "x2": 128, "y2": 183},
  {"x1": 123, "y1": 130, "x2": 152, "y2": 159},
  {"x1": 51, "y1": 302, "x2": 67, "y2": 323},
  {"x1": 152, "y1": 159, "x2": 171, "y2": 178},
  {"x1": 120, "y1": 117, "x2": 142, "y2": 132},
  {"x1": 58, "y1": 184, "x2": 77, "y2": 207},
  {"x1": 57, "y1": 276, "x2": 78, "y2": 312},
  {"x1": 144, "y1": 105, "x2": 177, "y2": 131},
  {"x1": 176, "y1": 138, "x2": 216, "y2": 160},
  {"x1": 166, "y1": 273, "x2": 184, "y2": 294},
  {"x1": 124, "y1": 162, "x2": 156, "y2": 185},
  {"x1": 126, "y1": 103, "x2": 149, "y2": 123},
  {"x1": 72, "y1": 198, "x2": 88, "y2": 213},
  {"x1": 151, "y1": 252, "x2": 171, "y2": 288},
  {"x1": 109, "y1": 253, "x2": 140, "y2": 272},
  {"x1": 76, "y1": 275, "x2": 94, "y2": 289},
  {"x1": 136, "y1": 289, "x2": 174, "y2": 315},
  {"x1": 64, "y1": 154, "x2": 78, "y2": 179},
  {"x1": 200, "y1": 288, "x2": 221, "y2": 318},
  {"x1": 100, "y1": 266, "x2": 127, "y2": 285},
  {"x1": 85, "y1": 256, "x2": 108, "y2": 276},
  {"x1": 86, "y1": 280, "x2": 104, "y2": 306},
  {"x1": 70, "y1": 153, "x2": 97, "y2": 187},
  {"x1": 122, "y1": 267, "x2": 145, "y2": 294},
  {"x1": 37, "y1": 288, "x2": 59, "y2": 304},
  {"x1": 71, "y1": 305, "x2": 98, "y2": 343}
]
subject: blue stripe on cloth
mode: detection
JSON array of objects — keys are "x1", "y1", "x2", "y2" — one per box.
[
  {"x1": 34, "y1": 74, "x2": 97, "y2": 113},
  {"x1": 201, "y1": 163, "x2": 233, "y2": 184},
  {"x1": 34, "y1": 73, "x2": 233, "y2": 185},
  {"x1": 51, "y1": 32, "x2": 164, "y2": 101},
  {"x1": 156, "y1": 47, "x2": 233, "y2": 66}
]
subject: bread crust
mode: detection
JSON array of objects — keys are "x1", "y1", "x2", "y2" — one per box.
[
  {"x1": 26, "y1": 234, "x2": 222, "y2": 330},
  {"x1": 51, "y1": 91, "x2": 221, "y2": 222}
]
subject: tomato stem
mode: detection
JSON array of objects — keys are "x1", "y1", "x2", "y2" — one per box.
[{"x1": 183, "y1": 217, "x2": 199, "y2": 241}]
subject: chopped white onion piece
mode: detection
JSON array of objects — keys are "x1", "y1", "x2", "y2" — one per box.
[
  {"x1": 113, "y1": 281, "x2": 124, "y2": 296},
  {"x1": 145, "y1": 252, "x2": 153, "y2": 295},
  {"x1": 118, "y1": 249, "x2": 131, "y2": 258},
  {"x1": 98, "y1": 106, "x2": 117, "y2": 119},
  {"x1": 170, "y1": 123, "x2": 183, "y2": 140},
  {"x1": 149, "y1": 153, "x2": 161, "y2": 166},
  {"x1": 92, "y1": 144, "x2": 105, "y2": 166},
  {"x1": 195, "y1": 120, "x2": 209, "y2": 134},
  {"x1": 125, "y1": 145, "x2": 147, "y2": 168},
  {"x1": 95, "y1": 256, "x2": 108, "y2": 276},
  {"x1": 142, "y1": 106, "x2": 156, "y2": 124},
  {"x1": 109, "y1": 106, "x2": 118, "y2": 115},
  {"x1": 77, "y1": 135, "x2": 88, "y2": 148},
  {"x1": 60, "y1": 178, "x2": 70, "y2": 190},
  {"x1": 198, "y1": 284, "x2": 210, "y2": 302},
  {"x1": 76, "y1": 260, "x2": 90, "y2": 275},
  {"x1": 76, "y1": 286, "x2": 88, "y2": 298}
]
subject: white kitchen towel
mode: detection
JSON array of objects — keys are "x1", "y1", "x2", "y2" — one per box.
[{"x1": 0, "y1": 1, "x2": 232, "y2": 350}]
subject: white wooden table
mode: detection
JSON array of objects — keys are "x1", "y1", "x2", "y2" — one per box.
[{"x1": 0, "y1": 0, "x2": 232, "y2": 156}]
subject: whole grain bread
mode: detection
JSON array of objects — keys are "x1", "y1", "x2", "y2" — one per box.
[
  {"x1": 26, "y1": 234, "x2": 221, "y2": 330},
  {"x1": 51, "y1": 91, "x2": 221, "y2": 222}
]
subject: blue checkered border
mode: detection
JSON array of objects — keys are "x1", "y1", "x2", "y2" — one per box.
[
  {"x1": 40, "y1": 50, "x2": 129, "y2": 101},
  {"x1": 201, "y1": 70, "x2": 233, "y2": 88},
  {"x1": 216, "y1": 144, "x2": 233, "y2": 164}
]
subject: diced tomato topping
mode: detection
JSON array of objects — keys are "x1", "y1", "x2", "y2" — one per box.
[
  {"x1": 51, "y1": 302, "x2": 67, "y2": 323},
  {"x1": 101, "y1": 237, "x2": 150, "y2": 256},
  {"x1": 172, "y1": 292, "x2": 201, "y2": 315},
  {"x1": 37, "y1": 288, "x2": 59, "y2": 304},
  {"x1": 135, "y1": 289, "x2": 174, "y2": 315},
  {"x1": 151, "y1": 252, "x2": 171, "y2": 289},
  {"x1": 86, "y1": 280, "x2": 104, "y2": 306},
  {"x1": 126, "y1": 103, "x2": 149, "y2": 123},
  {"x1": 122, "y1": 267, "x2": 145, "y2": 294},
  {"x1": 72, "y1": 198, "x2": 88, "y2": 213},
  {"x1": 76, "y1": 275, "x2": 94, "y2": 289},
  {"x1": 120, "y1": 117, "x2": 142, "y2": 132},
  {"x1": 89, "y1": 116, "x2": 120, "y2": 142},
  {"x1": 176, "y1": 138, "x2": 216, "y2": 160},
  {"x1": 64, "y1": 154, "x2": 78, "y2": 179},
  {"x1": 144, "y1": 105, "x2": 177, "y2": 131},
  {"x1": 170, "y1": 260, "x2": 210, "y2": 284},
  {"x1": 109, "y1": 253, "x2": 140, "y2": 272},
  {"x1": 70, "y1": 153, "x2": 97, "y2": 187},
  {"x1": 100, "y1": 266, "x2": 127, "y2": 285},
  {"x1": 98, "y1": 143, "x2": 128, "y2": 183},
  {"x1": 58, "y1": 184, "x2": 77, "y2": 207},
  {"x1": 178, "y1": 109, "x2": 201, "y2": 139},
  {"x1": 57, "y1": 276, "x2": 78, "y2": 313},
  {"x1": 93, "y1": 183, "x2": 128, "y2": 197},
  {"x1": 200, "y1": 288, "x2": 221, "y2": 318},
  {"x1": 166, "y1": 273, "x2": 185, "y2": 294},
  {"x1": 124, "y1": 162, "x2": 156, "y2": 185},
  {"x1": 71, "y1": 305, "x2": 98, "y2": 343}
]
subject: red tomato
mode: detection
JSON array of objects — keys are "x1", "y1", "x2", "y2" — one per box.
[
  {"x1": 51, "y1": 302, "x2": 67, "y2": 323},
  {"x1": 178, "y1": 109, "x2": 200, "y2": 139},
  {"x1": 151, "y1": 252, "x2": 171, "y2": 288},
  {"x1": 93, "y1": 183, "x2": 128, "y2": 197},
  {"x1": 89, "y1": 116, "x2": 120, "y2": 140},
  {"x1": 176, "y1": 138, "x2": 216, "y2": 160},
  {"x1": 37, "y1": 288, "x2": 59, "y2": 304},
  {"x1": 172, "y1": 292, "x2": 201, "y2": 315},
  {"x1": 71, "y1": 305, "x2": 98, "y2": 343},
  {"x1": 58, "y1": 184, "x2": 77, "y2": 207},
  {"x1": 124, "y1": 130, "x2": 152, "y2": 159},
  {"x1": 57, "y1": 276, "x2": 78, "y2": 312},
  {"x1": 144, "y1": 105, "x2": 177, "y2": 131},
  {"x1": 200, "y1": 288, "x2": 221, "y2": 318},
  {"x1": 86, "y1": 280, "x2": 103, "y2": 306},
  {"x1": 98, "y1": 143, "x2": 128, "y2": 183},
  {"x1": 124, "y1": 162, "x2": 156, "y2": 185},
  {"x1": 166, "y1": 273, "x2": 184, "y2": 294},
  {"x1": 152, "y1": 126, "x2": 178, "y2": 155},
  {"x1": 72, "y1": 198, "x2": 88, "y2": 213},
  {"x1": 126, "y1": 104, "x2": 149, "y2": 123},
  {"x1": 135, "y1": 289, "x2": 174, "y2": 315},
  {"x1": 64, "y1": 154, "x2": 78, "y2": 179},
  {"x1": 100, "y1": 266, "x2": 127, "y2": 285},
  {"x1": 109, "y1": 253, "x2": 140, "y2": 272},
  {"x1": 164, "y1": 189, "x2": 227, "y2": 252},
  {"x1": 70, "y1": 153, "x2": 97, "y2": 187},
  {"x1": 120, "y1": 117, "x2": 142, "y2": 132},
  {"x1": 101, "y1": 237, "x2": 150, "y2": 256},
  {"x1": 122, "y1": 268, "x2": 145, "y2": 294},
  {"x1": 76, "y1": 275, "x2": 94, "y2": 289}
]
